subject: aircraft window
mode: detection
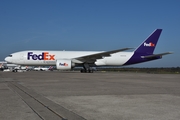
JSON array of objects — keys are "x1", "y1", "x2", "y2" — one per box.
[{"x1": 8, "y1": 55, "x2": 12, "y2": 57}]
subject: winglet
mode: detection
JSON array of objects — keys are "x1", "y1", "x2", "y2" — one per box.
[{"x1": 134, "y1": 29, "x2": 162, "y2": 54}]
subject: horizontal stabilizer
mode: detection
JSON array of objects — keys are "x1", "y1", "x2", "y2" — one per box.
[{"x1": 141, "y1": 52, "x2": 173, "y2": 59}]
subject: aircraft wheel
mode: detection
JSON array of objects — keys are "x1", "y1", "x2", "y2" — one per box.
[
  {"x1": 88, "y1": 69, "x2": 93, "y2": 73},
  {"x1": 80, "y1": 69, "x2": 85, "y2": 73},
  {"x1": 81, "y1": 69, "x2": 93, "y2": 73},
  {"x1": 13, "y1": 69, "x2": 17, "y2": 72}
]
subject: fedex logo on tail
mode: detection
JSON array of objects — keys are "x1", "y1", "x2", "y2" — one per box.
[
  {"x1": 59, "y1": 63, "x2": 68, "y2": 66},
  {"x1": 144, "y1": 42, "x2": 155, "y2": 47},
  {"x1": 27, "y1": 52, "x2": 55, "y2": 60}
]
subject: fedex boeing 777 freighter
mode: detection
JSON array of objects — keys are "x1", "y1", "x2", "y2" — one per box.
[{"x1": 5, "y1": 29, "x2": 172, "y2": 73}]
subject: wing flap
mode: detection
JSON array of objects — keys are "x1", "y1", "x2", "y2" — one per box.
[{"x1": 141, "y1": 52, "x2": 173, "y2": 59}]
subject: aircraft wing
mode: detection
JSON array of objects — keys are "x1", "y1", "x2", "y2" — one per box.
[
  {"x1": 72, "y1": 48, "x2": 133, "y2": 63},
  {"x1": 141, "y1": 52, "x2": 173, "y2": 59}
]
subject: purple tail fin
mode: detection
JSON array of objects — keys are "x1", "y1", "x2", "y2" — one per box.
[{"x1": 134, "y1": 29, "x2": 162, "y2": 54}]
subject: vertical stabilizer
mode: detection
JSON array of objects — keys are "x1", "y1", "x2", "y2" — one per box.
[{"x1": 134, "y1": 29, "x2": 162, "y2": 54}]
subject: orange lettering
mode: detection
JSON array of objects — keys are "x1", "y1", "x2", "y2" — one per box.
[
  {"x1": 49, "y1": 55, "x2": 55, "y2": 60},
  {"x1": 44, "y1": 52, "x2": 49, "y2": 60}
]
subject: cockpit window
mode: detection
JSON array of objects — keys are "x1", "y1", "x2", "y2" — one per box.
[{"x1": 8, "y1": 55, "x2": 12, "y2": 57}]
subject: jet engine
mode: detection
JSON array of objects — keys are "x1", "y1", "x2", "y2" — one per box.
[{"x1": 56, "y1": 59, "x2": 74, "y2": 70}]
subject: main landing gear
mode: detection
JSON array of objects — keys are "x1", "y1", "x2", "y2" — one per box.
[{"x1": 80, "y1": 63, "x2": 94, "y2": 73}]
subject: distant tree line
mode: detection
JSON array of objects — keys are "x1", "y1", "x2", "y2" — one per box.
[{"x1": 96, "y1": 67, "x2": 180, "y2": 74}]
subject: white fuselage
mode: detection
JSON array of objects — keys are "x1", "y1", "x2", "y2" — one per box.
[
  {"x1": 4, "y1": 29, "x2": 171, "y2": 70},
  {"x1": 5, "y1": 50, "x2": 134, "y2": 66}
]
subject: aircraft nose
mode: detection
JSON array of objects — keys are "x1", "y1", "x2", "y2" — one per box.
[
  {"x1": 5, "y1": 57, "x2": 10, "y2": 62},
  {"x1": 4, "y1": 57, "x2": 8, "y2": 62}
]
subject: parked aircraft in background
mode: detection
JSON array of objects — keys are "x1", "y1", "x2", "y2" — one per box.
[
  {"x1": 5, "y1": 29, "x2": 172, "y2": 73},
  {"x1": 34, "y1": 66, "x2": 53, "y2": 71},
  {"x1": 0, "y1": 61, "x2": 17, "y2": 71},
  {"x1": 12, "y1": 66, "x2": 34, "y2": 72},
  {"x1": 0, "y1": 61, "x2": 35, "y2": 72}
]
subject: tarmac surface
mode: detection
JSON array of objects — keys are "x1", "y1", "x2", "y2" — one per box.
[{"x1": 0, "y1": 71, "x2": 180, "y2": 120}]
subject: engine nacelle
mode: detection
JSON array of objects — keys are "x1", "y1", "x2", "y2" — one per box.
[{"x1": 56, "y1": 59, "x2": 72, "y2": 70}]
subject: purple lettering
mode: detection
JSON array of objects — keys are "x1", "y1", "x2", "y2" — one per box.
[
  {"x1": 38, "y1": 53, "x2": 44, "y2": 60},
  {"x1": 32, "y1": 54, "x2": 37, "y2": 60},
  {"x1": 27, "y1": 52, "x2": 54, "y2": 60},
  {"x1": 27, "y1": 52, "x2": 33, "y2": 60}
]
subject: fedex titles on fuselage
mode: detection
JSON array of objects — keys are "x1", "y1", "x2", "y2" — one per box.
[{"x1": 27, "y1": 52, "x2": 55, "y2": 60}]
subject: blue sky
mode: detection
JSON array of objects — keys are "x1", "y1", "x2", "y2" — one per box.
[{"x1": 0, "y1": 0, "x2": 180, "y2": 67}]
